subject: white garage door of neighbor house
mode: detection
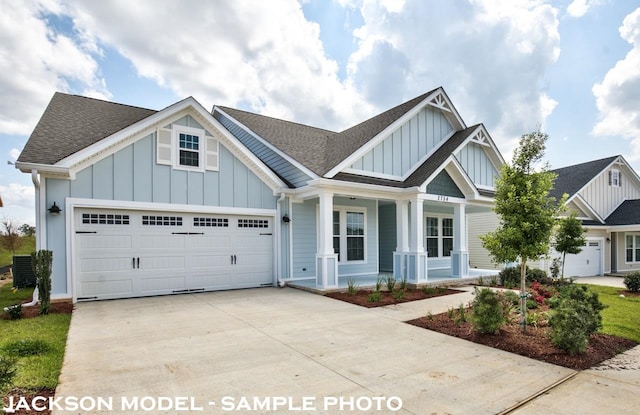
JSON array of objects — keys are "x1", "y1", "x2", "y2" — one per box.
[
  {"x1": 561, "y1": 240, "x2": 602, "y2": 277},
  {"x1": 74, "y1": 209, "x2": 274, "y2": 301}
]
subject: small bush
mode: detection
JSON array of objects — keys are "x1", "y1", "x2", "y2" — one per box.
[
  {"x1": 549, "y1": 285, "x2": 606, "y2": 355},
  {"x1": 385, "y1": 275, "x2": 396, "y2": 292},
  {"x1": 346, "y1": 279, "x2": 358, "y2": 295},
  {"x1": 477, "y1": 276, "x2": 485, "y2": 286},
  {"x1": 499, "y1": 265, "x2": 552, "y2": 286},
  {"x1": 470, "y1": 288, "x2": 505, "y2": 334},
  {"x1": 455, "y1": 303, "x2": 468, "y2": 324},
  {"x1": 392, "y1": 290, "x2": 405, "y2": 300},
  {"x1": 528, "y1": 268, "x2": 552, "y2": 285},
  {"x1": 375, "y1": 277, "x2": 384, "y2": 292},
  {"x1": 2, "y1": 339, "x2": 52, "y2": 357},
  {"x1": 399, "y1": 277, "x2": 408, "y2": 291},
  {"x1": 368, "y1": 291, "x2": 382, "y2": 303},
  {"x1": 0, "y1": 355, "x2": 18, "y2": 390},
  {"x1": 5, "y1": 304, "x2": 22, "y2": 320},
  {"x1": 423, "y1": 286, "x2": 436, "y2": 295},
  {"x1": 436, "y1": 286, "x2": 447, "y2": 294},
  {"x1": 623, "y1": 272, "x2": 640, "y2": 292},
  {"x1": 501, "y1": 290, "x2": 520, "y2": 307}
]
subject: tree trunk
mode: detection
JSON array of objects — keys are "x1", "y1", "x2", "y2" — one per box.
[{"x1": 520, "y1": 260, "x2": 527, "y2": 333}]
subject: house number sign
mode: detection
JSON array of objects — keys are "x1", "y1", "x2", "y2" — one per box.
[{"x1": 437, "y1": 195, "x2": 449, "y2": 201}]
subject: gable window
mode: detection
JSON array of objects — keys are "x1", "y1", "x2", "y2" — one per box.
[
  {"x1": 179, "y1": 133, "x2": 199, "y2": 167},
  {"x1": 331, "y1": 207, "x2": 366, "y2": 263},
  {"x1": 610, "y1": 169, "x2": 621, "y2": 187},
  {"x1": 156, "y1": 125, "x2": 219, "y2": 172},
  {"x1": 626, "y1": 234, "x2": 640, "y2": 263},
  {"x1": 426, "y1": 216, "x2": 453, "y2": 258}
]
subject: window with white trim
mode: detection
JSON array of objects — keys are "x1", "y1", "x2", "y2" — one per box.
[
  {"x1": 426, "y1": 216, "x2": 453, "y2": 258},
  {"x1": 610, "y1": 169, "x2": 621, "y2": 187},
  {"x1": 332, "y1": 208, "x2": 366, "y2": 262},
  {"x1": 156, "y1": 125, "x2": 219, "y2": 172},
  {"x1": 626, "y1": 233, "x2": 640, "y2": 263}
]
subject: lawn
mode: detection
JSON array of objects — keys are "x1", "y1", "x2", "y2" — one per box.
[
  {"x1": 0, "y1": 283, "x2": 71, "y2": 392},
  {"x1": 0, "y1": 235, "x2": 35, "y2": 268},
  {"x1": 583, "y1": 284, "x2": 640, "y2": 343}
]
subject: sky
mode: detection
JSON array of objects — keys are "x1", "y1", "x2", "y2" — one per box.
[{"x1": 1, "y1": 0, "x2": 639, "y2": 226}]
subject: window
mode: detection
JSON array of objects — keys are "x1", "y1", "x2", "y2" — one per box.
[
  {"x1": 179, "y1": 133, "x2": 199, "y2": 167},
  {"x1": 610, "y1": 169, "x2": 621, "y2": 187},
  {"x1": 142, "y1": 215, "x2": 182, "y2": 226},
  {"x1": 332, "y1": 208, "x2": 366, "y2": 262},
  {"x1": 626, "y1": 234, "x2": 640, "y2": 263},
  {"x1": 194, "y1": 217, "x2": 228, "y2": 227},
  {"x1": 238, "y1": 219, "x2": 269, "y2": 228},
  {"x1": 82, "y1": 213, "x2": 130, "y2": 225},
  {"x1": 426, "y1": 216, "x2": 453, "y2": 258}
]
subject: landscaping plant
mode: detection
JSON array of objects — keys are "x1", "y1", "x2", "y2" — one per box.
[
  {"x1": 549, "y1": 284, "x2": 606, "y2": 354},
  {"x1": 0, "y1": 354, "x2": 18, "y2": 391},
  {"x1": 470, "y1": 288, "x2": 505, "y2": 334},
  {"x1": 346, "y1": 279, "x2": 358, "y2": 295},
  {"x1": 368, "y1": 291, "x2": 382, "y2": 303},
  {"x1": 623, "y1": 272, "x2": 640, "y2": 292},
  {"x1": 31, "y1": 249, "x2": 53, "y2": 315},
  {"x1": 5, "y1": 304, "x2": 22, "y2": 320},
  {"x1": 385, "y1": 275, "x2": 396, "y2": 292},
  {"x1": 553, "y1": 212, "x2": 586, "y2": 278},
  {"x1": 481, "y1": 130, "x2": 564, "y2": 332}
]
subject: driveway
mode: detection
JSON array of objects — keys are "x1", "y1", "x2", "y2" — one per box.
[{"x1": 54, "y1": 287, "x2": 632, "y2": 414}]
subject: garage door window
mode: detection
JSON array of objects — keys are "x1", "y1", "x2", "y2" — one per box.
[
  {"x1": 194, "y1": 217, "x2": 228, "y2": 227},
  {"x1": 82, "y1": 213, "x2": 130, "y2": 225},
  {"x1": 142, "y1": 215, "x2": 183, "y2": 226},
  {"x1": 238, "y1": 219, "x2": 269, "y2": 228},
  {"x1": 626, "y1": 234, "x2": 640, "y2": 263}
]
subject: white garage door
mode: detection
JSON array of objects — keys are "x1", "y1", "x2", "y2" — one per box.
[
  {"x1": 74, "y1": 209, "x2": 273, "y2": 301},
  {"x1": 561, "y1": 240, "x2": 602, "y2": 277}
]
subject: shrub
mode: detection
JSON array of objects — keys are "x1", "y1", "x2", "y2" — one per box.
[
  {"x1": 499, "y1": 265, "x2": 552, "y2": 286},
  {"x1": 0, "y1": 355, "x2": 18, "y2": 390},
  {"x1": 32, "y1": 250, "x2": 53, "y2": 315},
  {"x1": 528, "y1": 268, "x2": 552, "y2": 285},
  {"x1": 623, "y1": 272, "x2": 640, "y2": 292},
  {"x1": 501, "y1": 290, "x2": 520, "y2": 307},
  {"x1": 346, "y1": 279, "x2": 358, "y2": 295},
  {"x1": 399, "y1": 277, "x2": 408, "y2": 291},
  {"x1": 5, "y1": 304, "x2": 22, "y2": 320},
  {"x1": 549, "y1": 285, "x2": 606, "y2": 354},
  {"x1": 423, "y1": 286, "x2": 436, "y2": 295},
  {"x1": 470, "y1": 288, "x2": 505, "y2": 334},
  {"x1": 549, "y1": 257, "x2": 561, "y2": 280},
  {"x1": 436, "y1": 286, "x2": 447, "y2": 294},
  {"x1": 392, "y1": 290, "x2": 405, "y2": 300},
  {"x1": 375, "y1": 277, "x2": 384, "y2": 292},
  {"x1": 368, "y1": 291, "x2": 382, "y2": 303},
  {"x1": 385, "y1": 275, "x2": 396, "y2": 292}
]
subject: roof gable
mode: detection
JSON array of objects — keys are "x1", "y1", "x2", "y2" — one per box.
[
  {"x1": 549, "y1": 155, "x2": 619, "y2": 200},
  {"x1": 18, "y1": 92, "x2": 157, "y2": 165},
  {"x1": 606, "y1": 199, "x2": 640, "y2": 225}
]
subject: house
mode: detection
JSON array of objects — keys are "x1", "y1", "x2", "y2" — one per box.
[
  {"x1": 469, "y1": 155, "x2": 640, "y2": 277},
  {"x1": 547, "y1": 155, "x2": 640, "y2": 276},
  {"x1": 16, "y1": 87, "x2": 504, "y2": 302}
]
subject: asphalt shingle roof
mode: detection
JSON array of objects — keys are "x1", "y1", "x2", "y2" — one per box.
[
  {"x1": 18, "y1": 92, "x2": 157, "y2": 165},
  {"x1": 549, "y1": 155, "x2": 618, "y2": 200},
  {"x1": 605, "y1": 199, "x2": 640, "y2": 226}
]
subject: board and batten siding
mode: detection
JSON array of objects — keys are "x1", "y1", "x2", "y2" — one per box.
[
  {"x1": 467, "y1": 211, "x2": 502, "y2": 270},
  {"x1": 580, "y1": 167, "x2": 640, "y2": 219},
  {"x1": 455, "y1": 142, "x2": 499, "y2": 188},
  {"x1": 378, "y1": 203, "x2": 396, "y2": 272},
  {"x1": 45, "y1": 131, "x2": 277, "y2": 295},
  {"x1": 214, "y1": 111, "x2": 312, "y2": 188},
  {"x1": 348, "y1": 106, "x2": 453, "y2": 178}
]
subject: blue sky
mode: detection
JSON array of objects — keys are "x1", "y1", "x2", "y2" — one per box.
[{"x1": 1, "y1": 0, "x2": 639, "y2": 225}]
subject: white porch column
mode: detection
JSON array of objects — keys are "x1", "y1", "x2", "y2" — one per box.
[
  {"x1": 393, "y1": 199, "x2": 409, "y2": 281},
  {"x1": 408, "y1": 196, "x2": 427, "y2": 283},
  {"x1": 316, "y1": 191, "x2": 338, "y2": 289},
  {"x1": 452, "y1": 203, "x2": 469, "y2": 278}
]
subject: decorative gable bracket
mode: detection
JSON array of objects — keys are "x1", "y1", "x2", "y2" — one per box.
[
  {"x1": 470, "y1": 129, "x2": 491, "y2": 147},
  {"x1": 427, "y1": 92, "x2": 453, "y2": 113}
]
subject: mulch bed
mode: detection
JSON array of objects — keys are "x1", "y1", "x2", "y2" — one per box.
[
  {"x1": 2, "y1": 389, "x2": 55, "y2": 415},
  {"x1": 2, "y1": 301, "x2": 74, "y2": 320},
  {"x1": 408, "y1": 311, "x2": 638, "y2": 370},
  {"x1": 325, "y1": 288, "x2": 463, "y2": 308}
]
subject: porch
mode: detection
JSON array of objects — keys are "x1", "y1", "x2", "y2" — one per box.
[{"x1": 287, "y1": 268, "x2": 499, "y2": 292}]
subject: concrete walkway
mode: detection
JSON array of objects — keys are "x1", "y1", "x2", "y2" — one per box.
[
  {"x1": 575, "y1": 275, "x2": 627, "y2": 288},
  {"x1": 53, "y1": 285, "x2": 638, "y2": 414}
]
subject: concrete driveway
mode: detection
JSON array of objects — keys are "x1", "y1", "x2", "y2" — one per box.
[{"x1": 54, "y1": 287, "x2": 632, "y2": 414}]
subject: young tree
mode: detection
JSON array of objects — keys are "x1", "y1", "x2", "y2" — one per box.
[
  {"x1": 0, "y1": 217, "x2": 23, "y2": 256},
  {"x1": 18, "y1": 224, "x2": 36, "y2": 237},
  {"x1": 480, "y1": 130, "x2": 565, "y2": 331},
  {"x1": 554, "y1": 212, "x2": 586, "y2": 278}
]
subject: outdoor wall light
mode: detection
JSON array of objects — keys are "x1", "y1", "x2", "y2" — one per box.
[
  {"x1": 48, "y1": 202, "x2": 62, "y2": 216},
  {"x1": 282, "y1": 214, "x2": 291, "y2": 223}
]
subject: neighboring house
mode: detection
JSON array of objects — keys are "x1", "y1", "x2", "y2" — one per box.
[
  {"x1": 548, "y1": 155, "x2": 640, "y2": 276},
  {"x1": 469, "y1": 155, "x2": 640, "y2": 277},
  {"x1": 16, "y1": 87, "x2": 504, "y2": 302}
]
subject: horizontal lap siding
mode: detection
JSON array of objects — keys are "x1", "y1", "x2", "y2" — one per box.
[
  {"x1": 291, "y1": 200, "x2": 317, "y2": 279},
  {"x1": 467, "y1": 211, "x2": 502, "y2": 270}
]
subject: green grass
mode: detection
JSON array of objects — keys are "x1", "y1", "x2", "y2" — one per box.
[
  {"x1": 581, "y1": 284, "x2": 640, "y2": 343},
  {"x1": 0, "y1": 284, "x2": 71, "y2": 392},
  {"x1": 0, "y1": 235, "x2": 36, "y2": 268},
  {"x1": 0, "y1": 285, "x2": 34, "y2": 310}
]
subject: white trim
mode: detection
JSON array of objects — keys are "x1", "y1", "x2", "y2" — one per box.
[
  {"x1": 565, "y1": 156, "x2": 640, "y2": 205},
  {"x1": 316, "y1": 204, "x2": 368, "y2": 265},
  {"x1": 571, "y1": 195, "x2": 604, "y2": 224},
  {"x1": 341, "y1": 168, "x2": 403, "y2": 181},
  {"x1": 624, "y1": 232, "x2": 640, "y2": 264},
  {"x1": 424, "y1": 214, "x2": 454, "y2": 259},
  {"x1": 173, "y1": 125, "x2": 207, "y2": 172},
  {"x1": 214, "y1": 107, "x2": 319, "y2": 180}
]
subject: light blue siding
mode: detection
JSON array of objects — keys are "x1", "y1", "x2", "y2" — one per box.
[
  {"x1": 214, "y1": 111, "x2": 312, "y2": 187},
  {"x1": 113, "y1": 145, "x2": 133, "y2": 200},
  {"x1": 133, "y1": 136, "x2": 153, "y2": 202},
  {"x1": 173, "y1": 114, "x2": 204, "y2": 129},
  {"x1": 46, "y1": 178, "x2": 70, "y2": 295},
  {"x1": 170, "y1": 169, "x2": 188, "y2": 204},
  {"x1": 456, "y1": 142, "x2": 499, "y2": 188},
  {"x1": 378, "y1": 203, "x2": 396, "y2": 272},
  {"x1": 93, "y1": 157, "x2": 113, "y2": 200},
  {"x1": 349, "y1": 106, "x2": 453, "y2": 178},
  {"x1": 291, "y1": 200, "x2": 317, "y2": 279}
]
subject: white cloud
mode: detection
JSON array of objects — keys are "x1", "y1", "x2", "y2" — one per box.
[
  {"x1": 348, "y1": 0, "x2": 561, "y2": 154},
  {"x1": 567, "y1": 0, "x2": 590, "y2": 17},
  {"x1": 0, "y1": 0, "x2": 109, "y2": 136},
  {"x1": 65, "y1": 0, "x2": 373, "y2": 131},
  {"x1": 9, "y1": 148, "x2": 20, "y2": 162},
  {"x1": 0, "y1": 183, "x2": 35, "y2": 225},
  {"x1": 592, "y1": 7, "x2": 640, "y2": 161}
]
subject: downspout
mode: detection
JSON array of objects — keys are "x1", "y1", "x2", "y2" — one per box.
[{"x1": 276, "y1": 192, "x2": 286, "y2": 287}]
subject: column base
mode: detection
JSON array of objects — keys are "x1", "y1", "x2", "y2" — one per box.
[
  {"x1": 316, "y1": 254, "x2": 339, "y2": 289},
  {"x1": 393, "y1": 251, "x2": 428, "y2": 283}
]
